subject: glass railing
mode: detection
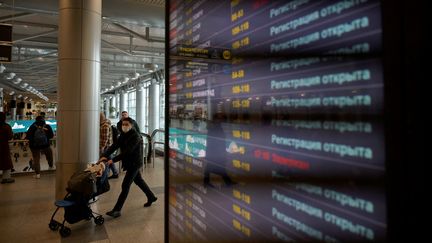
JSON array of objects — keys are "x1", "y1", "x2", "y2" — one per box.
[{"x1": 7, "y1": 138, "x2": 57, "y2": 174}]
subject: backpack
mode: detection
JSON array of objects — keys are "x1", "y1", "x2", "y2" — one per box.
[
  {"x1": 33, "y1": 125, "x2": 49, "y2": 147},
  {"x1": 111, "y1": 125, "x2": 119, "y2": 144}
]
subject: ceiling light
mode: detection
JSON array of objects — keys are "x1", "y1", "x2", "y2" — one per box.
[
  {"x1": 13, "y1": 78, "x2": 22, "y2": 84},
  {"x1": 24, "y1": 96, "x2": 28, "y2": 100},
  {"x1": 0, "y1": 64, "x2": 5, "y2": 73},
  {"x1": 7, "y1": 72, "x2": 15, "y2": 79},
  {"x1": 18, "y1": 94, "x2": 22, "y2": 98},
  {"x1": 9, "y1": 91, "x2": 15, "y2": 95},
  {"x1": 21, "y1": 82, "x2": 28, "y2": 88}
]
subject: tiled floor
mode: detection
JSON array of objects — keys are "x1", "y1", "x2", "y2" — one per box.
[{"x1": 0, "y1": 158, "x2": 165, "y2": 243}]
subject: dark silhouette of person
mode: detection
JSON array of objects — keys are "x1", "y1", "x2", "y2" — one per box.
[
  {"x1": 0, "y1": 112, "x2": 15, "y2": 183},
  {"x1": 203, "y1": 112, "x2": 235, "y2": 188}
]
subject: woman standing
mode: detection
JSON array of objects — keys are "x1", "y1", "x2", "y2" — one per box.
[{"x1": 0, "y1": 112, "x2": 15, "y2": 184}]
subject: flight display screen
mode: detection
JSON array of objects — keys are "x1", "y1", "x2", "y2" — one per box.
[{"x1": 168, "y1": 0, "x2": 386, "y2": 242}]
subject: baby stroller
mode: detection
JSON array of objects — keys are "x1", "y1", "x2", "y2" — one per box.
[{"x1": 48, "y1": 162, "x2": 110, "y2": 237}]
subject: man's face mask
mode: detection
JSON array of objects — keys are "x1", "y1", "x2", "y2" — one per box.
[{"x1": 122, "y1": 124, "x2": 132, "y2": 133}]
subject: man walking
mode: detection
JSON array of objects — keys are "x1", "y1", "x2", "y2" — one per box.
[{"x1": 101, "y1": 117, "x2": 157, "y2": 218}]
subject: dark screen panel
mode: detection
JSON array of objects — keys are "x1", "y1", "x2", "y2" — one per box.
[
  {"x1": 168, "y1": 1, "x2": 386, "y2": 242},
  {"x1": 18, "y1": 102, "x2": 25, "y2": 109},
  {"x1": 9, "y1": 99, "x2": 16, "y2": 108},
  {"x1": 0, "y1": 24, "x2": 12, "y2": 43}
]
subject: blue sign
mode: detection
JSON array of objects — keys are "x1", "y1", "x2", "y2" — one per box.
[{"x1": 8, "y1": 120, "x2": 57, "y2": 133}]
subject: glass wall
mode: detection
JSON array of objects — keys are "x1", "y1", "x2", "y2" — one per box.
[{"x1": 126, "y1": 90, "x2": 136, "y2": 119}]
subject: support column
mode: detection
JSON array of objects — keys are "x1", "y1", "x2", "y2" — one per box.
[
  {"x1": 0, "y1": 88, "x2": 3, "y2": 112},
  {"x1": 115, "y1": 92, "x2": 120, "y2": 118},
  {"x1": 18, "y1": 97, "x2": 25, "y2": 120},
  {"x1": 56, "y1": 0, "x2": 101, "y2": 199},
  {"x1": 104, "y1": 97, "x2": 109, "y2": 119},
  {"x1": 119, "y1": 91, "x2": 125, "y2": 115},
  {"x1": 109, "y1": 96, "x2": 114, "y2": 118},
  {"x1": 136, "y1": 87, "x2": 144, "y2": 132},
  {"x1": 11, "y1": 94, "x2": 16, "y2": 120},
  {"x1": 148, "y1": 80, "x2": 160, "y2": 133}
]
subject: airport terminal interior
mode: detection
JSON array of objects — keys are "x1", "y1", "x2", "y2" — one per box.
[{"x1": 0, "y1": 0, "x2": 428, "y2": 242}]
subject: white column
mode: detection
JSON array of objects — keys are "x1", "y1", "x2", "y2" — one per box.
[
  {"x1": 109, "y1": 96, "x2": 114, "y2": 118},
  {"x1": 148, "y1": 80, "x2": 160, "y2": 133},
  {"x1": 104, "y1": 98, "x2": 109, "y2": 118},
  {"x1": 11, "y1": 94, "x2": 17, "y2": 120},
  {"x1": 119, "y1": 91, "x2": 126, "y2": 115},
  {"x1": 115, "y1": 92, "x2": 120, "y2": 118},
  {"x1": 136, "y1": 87, "x2": 145, "y2": 132},
  {"x1": 18, "y1": 98, "x2": 25, "y2": 120},
  {"x1": 56, "y1": 0, "x2": 101, "y2": 199},
  {"x1": 0, "y1": 88, "x2": 3, "y2": 112}
]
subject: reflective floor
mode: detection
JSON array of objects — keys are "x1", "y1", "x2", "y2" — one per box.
[{"x1": 0, "y1": 158, "x2": 164, "y2": 243}]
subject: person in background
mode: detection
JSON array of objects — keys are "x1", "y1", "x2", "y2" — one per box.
[
  {"x1": 101, "y1": 117, "x2": 157, "y2": 218},
  {"x1": 26, "y1": 115, "x2": 54, "y2": 179},
  {"x1": 116, "y1": 111, "x2": 141, "y2": 134},
  {"x1": 99, "y1": 112, "x2": 118, "y2": 179},
  {"x1": 203, "y1": 111, "x2": 235, "y2": 188},
  {"x1": 0, "y1": 112, "x2": 15, "y2": 184}
]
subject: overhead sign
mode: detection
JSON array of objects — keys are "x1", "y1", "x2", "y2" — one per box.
[{"x1": 0, "y1": 24, "x2": 12, "y2": 63}]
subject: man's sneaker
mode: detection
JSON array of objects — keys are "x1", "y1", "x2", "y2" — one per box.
[
  {"x1": 108, "y1": 174, "x2": 119, "y2": 179},
  {"x1": 144, "y1": 197, "x2": 158, "y2": 207},
  {"x1": 48, "y1": 166, "x2": 55, "y2": 170},
  {"x1": 1, "y1": 178, "x2": 15, "y2": 184},
  {"x1": 33, "y1": 174, "x2": 41, "y2": 179},
  {"x1": 106, "y1": 210, "x2": 121, "y2": 218}
]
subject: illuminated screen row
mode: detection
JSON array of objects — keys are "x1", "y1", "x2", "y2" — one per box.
[{"x1": 168, "y1": 0, "x2": 386, "y2": 242}]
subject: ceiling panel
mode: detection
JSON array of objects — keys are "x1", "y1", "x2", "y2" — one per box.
[{"x1": 0, "y1": 0, "x2": 165, "y2": 103}]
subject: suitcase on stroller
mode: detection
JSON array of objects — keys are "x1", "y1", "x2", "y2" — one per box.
[{"x1": 48, "y1": 162, "x2": 110, "y2": 237}]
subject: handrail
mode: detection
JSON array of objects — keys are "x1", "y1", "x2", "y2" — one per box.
[
  {"x1": 140, "y1": 133, "x2": 151, "y2": 169},
  {"x1": 150, "y1": 129, "x2": 165, "y2": 168}
]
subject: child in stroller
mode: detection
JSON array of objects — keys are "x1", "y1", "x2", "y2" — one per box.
[{"x1": 48, "y1": 160, "x2": 110, "y2": 237}]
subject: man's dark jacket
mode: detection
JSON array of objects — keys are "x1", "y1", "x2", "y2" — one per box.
[{"x1": 103, "y1": 129, "x2": 143, "y2": 170}]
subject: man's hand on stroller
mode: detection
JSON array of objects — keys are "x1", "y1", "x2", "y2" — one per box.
[
  {"x1": 98, "y1": 157, "x2": 108, "y2": 164},
  {"x1": 98, "y1": 157, "x2": 113, "y2": 165}
]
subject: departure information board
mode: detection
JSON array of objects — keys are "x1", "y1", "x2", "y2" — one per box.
[{"x1": 168, "y1": 1, "x2": 386, "y2": 242}]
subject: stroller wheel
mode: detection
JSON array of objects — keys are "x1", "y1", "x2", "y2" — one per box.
[
  {"x1": 48, "y1": 220, "x2": 59, "y2": 231},
  {"x1": 94, "y1": 216, "x2": 104, "y2": 225},
  {"x1": 59, "y1": 226, "x2": 71, "y2": 237}
]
